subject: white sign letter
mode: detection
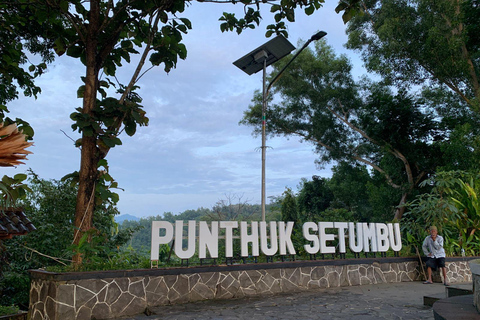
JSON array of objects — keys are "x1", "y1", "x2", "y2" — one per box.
[
  {"x1": 388, "y1": 223, "x2": 402, "y2": 251},
  {"x1": 174, "y1": 220, "x2": 196, "y2": 259},
  {"x1": 363, "y1": 223, "x2": 378, "y2": 252},
  {"x1": 150, "y1": 221, "x2": 173, "y2": 260},
  {"x1": 334, "y1": 222, "x2": 348, "y2": 253},
  {"x1": 319, "y1": 222, "x2": 335, "y2": 254},
  {"x1": 240, "y1": 221, "x2": 259, "y2": 257},
  {"x1": 220, "y1": 221, "x2": 238, "y2": 258},
  {"x1": 278, "y1": 221, "x2": 296, "y2": 255},
  {"x1": 349, "y1": 222, "x2": 363, "y2": 253},
  {"x1": 199, "y1": 221, "x2": 218, "y2": 259},
  {"x1": 376, "y1": 223, "x2": 389, "y2": 252},
  {"x1": 303, "y1": 222, "x2": 319, "y2": 254},
  {"x1": 260, "y1": 221, "x2": 278, "y2": 256}
]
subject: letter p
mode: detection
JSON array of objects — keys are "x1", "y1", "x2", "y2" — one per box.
[{"x1": 151, "y1": 221, "x2": 173, "y2": 260}]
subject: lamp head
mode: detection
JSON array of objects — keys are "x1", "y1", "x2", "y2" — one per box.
[{"x1": 311, "y1": 31, "x2": 327, "y2": 41}]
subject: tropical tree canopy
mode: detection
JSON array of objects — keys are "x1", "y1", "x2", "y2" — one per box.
[
  {"x1": 346, "y1": 0, "x2": 480, "y2": 110},
  {"x1": 241, "y1": 40, "x2": 480, "y2": 220}
]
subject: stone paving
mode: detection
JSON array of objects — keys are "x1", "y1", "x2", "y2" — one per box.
[{"x1": 122, "y1": 281, "x2": 448, "y2": 320}]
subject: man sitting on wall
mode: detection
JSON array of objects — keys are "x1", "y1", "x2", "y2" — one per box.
[{"x1": 422, "y1": 226, "x2": 448, "y2": 285}]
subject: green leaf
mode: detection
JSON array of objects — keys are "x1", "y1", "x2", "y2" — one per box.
[
  {"x1": 179, "y1": 18, "x2": 192, "y2": 29},
  {"x1": 99, "y1": 80, "x2": 109, "y2": 88},
  {"x1": 335, "y1": 2, "x2": 348, "y2": 14},
  {"x1": 59, "y1": 0, "x2": 69, "y2": 12},
  {"x1": 97, "y1": 159, "x2": 108, "y2": 168},
  {"x1": 110, "y1": 192, "x2": 119, "y2": 204},
  {"x1": 271, "y1": 5, "x2": 281, "y2": 13},
  {"x1": 149, "y1": 52, "x2": 163, "y2": 66},
  {"x1": 2, "y1": 175, "x2": 15, "y2": 185},
  {"x1": 61, "y1": 171, "x2": 79, "y2": 183},
  {"x1": 305, "y1": 5, "x2": 315, "y2": 15},
  {"x1": 126, "y1": 120, "x2": 137, "y2": 136},
  {"x1": 13, "y1": 173, "x2": 27, "y2": 182},
  {"x1": 66, "y1": 46, "x2": 83, "y2": 58}
]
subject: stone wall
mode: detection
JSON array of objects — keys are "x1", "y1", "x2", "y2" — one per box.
[{"x1": 28, "y1": 257, "x2": 474, "y2": 320}]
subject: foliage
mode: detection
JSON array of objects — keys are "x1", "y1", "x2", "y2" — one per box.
[
  {"x1": 0, "y1": 272, "x2": 29, "y2": 310},
  {"x1": 402, "y1": 171, "x2": 480, "y2": 256},
  {"x1": 0, "y1": 2, "x2": 47, "y2": 209},
  {"x1": 4, "y1": 172, "x2": 131, "y2": 267},
  {"x1": 346, "y1": 0, "x2": 480, "y2": 111},
  {"x1": 48, "y1": 245, "x2": 151, "y2": 273},
  {"x1": 0, "y1": 122, "x2": 34, "y2": 210},
  {"x1": 328, "y1": 162, "x2": 372, "y2": 221},
  {"x1": 1, "y1": 173, "x2": 138, "y2": 305},
  {"x1": 241, "y1": 40, "x2": 458, "y2": 219},
  {"x1": 219, "y1": 0, "x2": 328, "y2": 37},
  {"x1": 0, "y1": 173, "x2": 30, "y2": 209},
  {"x1": 203, "y1": 194, "x2": 259, "y2": 221},
  {"x1": 0, "y1": 1, "x2": 58, "y2": 107},
  {"x1": 281, "y1": 188, "x2": 298, "y2": 222},
  {"x1": 0, "y1": 304, "x2": 20, "y2": 316},
  {"x1": 296, "y1": 176, "x2": 334, "y2": 222}
]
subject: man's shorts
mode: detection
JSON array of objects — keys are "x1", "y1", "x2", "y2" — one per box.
[{"x1": 426, "y1": 257, "x2": 446, "y2": 270}]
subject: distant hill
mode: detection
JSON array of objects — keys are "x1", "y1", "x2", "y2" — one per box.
[{"x1": 115, "y1": 214, "x2": 140, "y2": 223}]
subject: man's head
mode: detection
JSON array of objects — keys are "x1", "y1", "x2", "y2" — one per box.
[{"x1": 430, "y1": 226, "x2": 438, "y2": 237}]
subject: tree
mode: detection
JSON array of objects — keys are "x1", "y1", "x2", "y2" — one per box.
[
  {"x1": 205, "y1": 194, "x2": 258, "y2": 221},
  {"x1": 2, "y1": 0, "x2": 353, "y2": 266},
  {"x1": 281, "y1": 188, "x2": 298, "y2": 222},
  {"x1": 343, "y1": 0, "x2": 480, "y2": 216},
  {"x1": 345, "y1": 0, "x2": 480, "y2": 111},
  {"x1": 328, "y1": 162, "x2": 372, "y2": 221},
  {"x1": 0, "y1": 2, "x2": 58, "y2": 108},
  {"x1": 296, "y1": 176, "x2": 334, "y2": 221},
  {"x1": 241, "y1": 41, "x2": 467, "y2": 220}
]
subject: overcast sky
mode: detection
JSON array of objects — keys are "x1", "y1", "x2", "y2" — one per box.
[{"x1": 4, "y1": 1, "x2": 365, "y2": 218}]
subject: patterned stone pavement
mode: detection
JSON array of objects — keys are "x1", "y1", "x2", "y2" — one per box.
[{"x1": 123, "y1": 281, "x2": 448, "y2": 320}]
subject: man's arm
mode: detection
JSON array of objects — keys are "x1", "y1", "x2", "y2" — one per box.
[
  {"x1": 422, "y1": 236, "x2": 430, "y2": 256},
  {"x1": 432, "y1": 235, "x2": 444, "y2": 250}
]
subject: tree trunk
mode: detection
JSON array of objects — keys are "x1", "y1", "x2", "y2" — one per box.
[
  {"x1": 72, "y1": 0, "x2": 101, "y2": 266},
  {"x1": 394, "y1": 192, "x2": 408, "y2": 221}
]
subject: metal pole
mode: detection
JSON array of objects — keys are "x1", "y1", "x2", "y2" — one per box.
[
  {"x1": 261, "y1": 57, "x2": 267, "y2": 221},
  {"x1": 260, "y1": 31, "x2": 326, "y2": 222}
]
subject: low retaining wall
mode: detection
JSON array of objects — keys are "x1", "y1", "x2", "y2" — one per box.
[{"x1": 29, "y1": 257, "x2": 474, "y2": 320}]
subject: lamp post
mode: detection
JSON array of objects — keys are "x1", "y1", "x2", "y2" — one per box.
[{"x1": 234, "y1": 31, "x2": 327, "y2": 221}]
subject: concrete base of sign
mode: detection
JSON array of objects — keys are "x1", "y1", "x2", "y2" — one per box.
[{"x1": 29, "y1": 257, "x2": 475, "y2": 320}]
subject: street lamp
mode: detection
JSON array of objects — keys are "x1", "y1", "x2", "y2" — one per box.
[{"x1": 233, "y1": 31, "x2": 327, "y2": 221}]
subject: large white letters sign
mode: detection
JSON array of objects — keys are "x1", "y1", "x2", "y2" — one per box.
[{"x1": 151, "y1": 221, "x2": 402, "y2": 260}]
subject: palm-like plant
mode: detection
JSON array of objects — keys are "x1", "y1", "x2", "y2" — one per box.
[
  {"x1": 0, "y1": 123, "x2": 33, "y2": 167},
  {"x1": 448, "y1": 178, "x2": 480, "y2": 255},
  {"x1": 0, "y1": 122, "x2": 33, "y2": 208}
]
